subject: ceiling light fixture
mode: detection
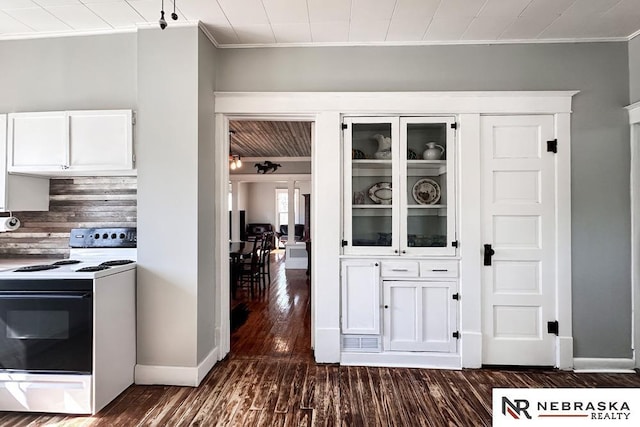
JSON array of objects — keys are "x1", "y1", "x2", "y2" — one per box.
[
  {"x1": 159, "y1": 0, "x2": 178, "y2": 30},
  {"x1": 229, "y1": 154, "x2": 242, "y2": 170},
  {"x1": 229, "y1": 130, "x2": 242, "y2": 170}
]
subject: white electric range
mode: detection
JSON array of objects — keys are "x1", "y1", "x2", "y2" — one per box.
[{"x1": 0, "y1": 227, "x2": 137, "y2": 415}]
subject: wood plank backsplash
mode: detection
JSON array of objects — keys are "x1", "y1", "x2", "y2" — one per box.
[{"x1": 0, "y1": 177, "x2": 137, "y2": 259}]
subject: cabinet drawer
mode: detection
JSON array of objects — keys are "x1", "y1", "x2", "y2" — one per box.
[
  {"x1": 419, "y1": 260, "x2": 459, "y2": 278},
  {"x1": 381, "y1": 261, "x2": 419, "y2": 277}
]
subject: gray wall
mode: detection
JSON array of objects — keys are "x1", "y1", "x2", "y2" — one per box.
[
  {"x1": 217, "y1": 43, "x2": 632, "y2": 358},
  {"x1": 630, "y1": 37, "x2": 640, "y2": 104},
  {"x1": 0, "y1": 33, "x2": 136, "y2": 112},
  {"x1": 137, "y1": 26, "x2": 201, "y2": 369}
]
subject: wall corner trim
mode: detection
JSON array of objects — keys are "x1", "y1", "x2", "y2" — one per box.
[{"x1": 134, "y1": 346, "x2": 219, "y2": 387}]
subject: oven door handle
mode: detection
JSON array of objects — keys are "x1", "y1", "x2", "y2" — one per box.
[{"x1": 0, "y1": 292, "x2": 91, "y2": 299}]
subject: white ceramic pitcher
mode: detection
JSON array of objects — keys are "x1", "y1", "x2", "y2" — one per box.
[{"x1": 423, "y1": 142, "x2": 445, "y2": 160}]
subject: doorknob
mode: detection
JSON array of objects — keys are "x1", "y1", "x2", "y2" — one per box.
[{"x1": 484, "y1": 244, "x2": 495, "y2": 266}]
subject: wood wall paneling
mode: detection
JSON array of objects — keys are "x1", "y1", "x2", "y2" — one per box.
[{"x1": 0, "y1": 177, "x2": 137, "y2": 258}]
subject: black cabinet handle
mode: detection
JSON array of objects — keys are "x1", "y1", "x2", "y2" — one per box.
[{"x1": 484, "y1": 244, "x2": 495, "y2": 266}]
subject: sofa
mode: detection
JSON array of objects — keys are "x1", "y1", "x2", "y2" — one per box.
[{"x1": 276, "y1": 224, "x2": 305, "y2": 247}]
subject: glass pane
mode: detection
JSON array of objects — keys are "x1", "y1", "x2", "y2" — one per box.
[
  {"x1": 351, "y1": 122, "x2": 394, "y2": 247},
  {"x1": 7, "y1": 310, "x2": 69, "y2": 339},
  {"x1": 405, "y1": 121, "x2": 448, "y2": 248},
  {"x1": 279, "y1": 212, "x2": 288, "y2": 225}
]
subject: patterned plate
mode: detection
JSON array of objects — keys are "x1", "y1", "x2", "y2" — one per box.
[{"x1": 412, "y1": 178, "x2": 441, "y2": 205}]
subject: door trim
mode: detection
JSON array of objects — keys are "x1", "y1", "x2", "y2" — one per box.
[{"x1": 214, "y1": 91, "x2": 576, "y2": 368}]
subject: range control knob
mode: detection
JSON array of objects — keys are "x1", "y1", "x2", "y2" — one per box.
[
  {"x1": 111, "y1": 233, "x2": 117, "y2": 239},
  {"x1": 102, "y1": 233, "x2": 108, "y2": 239},
  {"x1": 119, "y1": 233, "x2": 126, "y2": 239},
  {"x1": 94, "y1": 233, "x2": 100, "y2": 239}
]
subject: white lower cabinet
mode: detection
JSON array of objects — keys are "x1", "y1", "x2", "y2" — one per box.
[
  {"x1": 341, "y1": 260, "x2": 380, "y2": 335},
  {"x1": 341, "y1": 258, "x2": 459, "y2": 360},
  {"x1": 383, "y1": 280, "x2": 457, "y2": 352}
]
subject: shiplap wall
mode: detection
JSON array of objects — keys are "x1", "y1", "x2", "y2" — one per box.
[{"x1": 0, "y1": 177, "x2": 137, "y2": 258}]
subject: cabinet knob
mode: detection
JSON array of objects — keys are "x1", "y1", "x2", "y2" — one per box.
[
  {"x1": 401, "y1": 250, "x2": 406, "y2": 254},
  {"x1": 374, "y1": 263, "x2": 379, "y2": 266},
  {"x1": 384, "y1": 305, "x2": 389, "y2": 309},
  {"x1": 394, "y1": 249, "x2": 398, "y2": 254}
]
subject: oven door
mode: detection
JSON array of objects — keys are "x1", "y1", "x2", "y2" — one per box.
[{"x1": 0, "y1": 280, "x2": 93, "y2": 374}]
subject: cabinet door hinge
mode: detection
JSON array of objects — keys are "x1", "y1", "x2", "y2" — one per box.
[
  {"x1": 132, "y1": 111, "x2": 137, "y2": 125},
  {"x1": 547, "y1": 320, "x2": 559, "y2": 335},
  {"x1": 341, "y1": 240, "x2": 348, "y2": 247},
  {"x1": 452, "y1": 293, "x2": 460, "y2": 300},
  {"x1": 132, "y1": 153, "x2": 136, "y2": 163},
  {"x1": 547, "y1": 139, "x2": 557, "y2": 153},
  {"x1": 452, "y1": 331, "x2": 460, "y2": 339},
  {"x1": 452, "y1": 240, "x2": 459, "y2": 248},
  {"x1": 341, "y1": 123, "x2": 348, "y2": 130},
  {"x1": 451, "y1": 122, "x2": 458, "y2": 129}
]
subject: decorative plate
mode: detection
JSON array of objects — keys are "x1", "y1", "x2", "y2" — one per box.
[
  {"x1": 368, "y1": 182, "x2": 392, "y2": 204},
  {"x1": 412, "y1": 178, "x2": 441, "y2": 205}
]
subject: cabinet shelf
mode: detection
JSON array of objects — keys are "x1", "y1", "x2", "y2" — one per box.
[
  {"x1": 353, "y1": 205, "x2": 392, "y2": 209},
  {"x1": 408, "y1": 204, "x2": 446, "y2": 209}
]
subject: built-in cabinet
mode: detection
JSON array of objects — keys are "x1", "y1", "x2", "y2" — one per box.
[
  {"x1": 7, "y1": 110, "x2": 134, "y2": 176},
  {"x1": 342, "y1": 116, "x2": 456, "y2": 257},
  {"x1": 341, "y1": 115, "x2": 459, "y2": 364},
  {"x1": 0, "y1": 114, "x2": 49, "y2": 212}
]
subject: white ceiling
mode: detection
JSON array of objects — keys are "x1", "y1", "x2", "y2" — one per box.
[{"x1": 1, "y1": 0, "x2": 640, "y2": 46}]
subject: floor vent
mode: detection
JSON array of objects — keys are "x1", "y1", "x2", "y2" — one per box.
[{"x1": 342, "y1": 335, "x2": 382, "y2": 352}]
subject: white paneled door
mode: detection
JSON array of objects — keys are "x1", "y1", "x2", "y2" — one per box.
[{"x1": 481, "y1": 115, "x2": 557, "y2": 366}]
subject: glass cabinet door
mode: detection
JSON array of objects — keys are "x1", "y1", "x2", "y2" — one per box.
[
  {"x1": 343, "y1": 118, "x2": 400, "y2": 255},
  {"x1": 401, "y1": 117, "x2": 456, "y2": 256}
]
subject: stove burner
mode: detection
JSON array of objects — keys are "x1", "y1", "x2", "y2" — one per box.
[
  {"x1": 14, "y1": 265, "x2": 61, "y2": 272},
  {"x1": 52, "y1": 260, "x2": 82, "y2": 266},
  {"x1": 99, "y1": 260, "x2": 135, "y2": 267},
  {"x1": 76, "y1": 265, "x2": 111, "y2": 272}
]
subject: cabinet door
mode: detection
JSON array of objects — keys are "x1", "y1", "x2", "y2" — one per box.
[
  {"x1": 7, "y1": 112, "x2": 67, "y2": 172},
  {"x1": 68, "y1": 110, "x2": 133, "y2": 171},
  {"x1": 383, "y1": 280, "x2": 457, "y2": 352},
  {"x1": 343, "y1": 117, "x2": 400, "y2": 256},
  {"x1": 400, "y1": 117, "x2": 457, "y2": 256},
  {"x1": 341, "y1": 260, "x2": 381, "y2": 334}
]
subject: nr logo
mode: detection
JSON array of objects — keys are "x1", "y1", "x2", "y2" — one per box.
[{"x1": 502, "y1": 397, "x2": 532, "y2": 420}]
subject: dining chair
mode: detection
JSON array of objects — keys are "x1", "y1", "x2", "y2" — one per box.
[
  {"x1": 237, "y1": 238, "x2": 261, "y2": 296},
  {"x1": 257, "y1": 232, "x2": 273, "y2": 290}
]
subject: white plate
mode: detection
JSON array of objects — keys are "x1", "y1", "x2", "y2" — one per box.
[
  {"x1": 368, "y1": 182, "x2": 392, "y2": 204},
  {"x1": 412, "y1": 178, "x2": 441, "y2": 205}
]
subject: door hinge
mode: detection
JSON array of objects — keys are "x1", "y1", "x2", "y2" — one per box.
[
  {"x1": 452, "y1": 331, "x2": 460, "y2": 339},
  {"x1": 341, "y1": 123, "x2": 348, "y2": 130},
  {"x1": 452, "y1": 293, "x2": 460, "y2": 300},
  {"x1": 547, "y1": 139, "x2": 557, "y2": 153},
  {"x1": 451, "y1": 122, "x2": 458, "y2": 129},
  {"x1": 132, "y1": 111, "x2": 137, "y2": 125},
  {"x1": 341, "y1": 240, "x2": 348, "y2": 247},
  {"x1": 547, "y1": 320, "x2": 559, "y2": 335},
  {"x1": 452, "y1": 240, "x2": 459, "y2": 248}
]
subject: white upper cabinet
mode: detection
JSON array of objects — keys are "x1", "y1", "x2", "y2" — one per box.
[
  {"x1": 343, "y1": 116, "x2": 457, "y2": 256},
  {"x1": 0, "y1": 114, "x2": 49, "y2": 212},
  {"x1": 7, "y1": 110, "x2": 134, "y2": 176}
]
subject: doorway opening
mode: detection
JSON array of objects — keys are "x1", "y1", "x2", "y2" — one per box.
[{"x1": 226, "y1": 119, "x2": 313, "y2": 361}]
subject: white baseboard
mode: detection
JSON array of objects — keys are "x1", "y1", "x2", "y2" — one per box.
[
  {"x1": 135, "y1": 346, "x2": 220, "y2": 386},
  {"x1": 573, "y1": 357, "x2": 636, "y2": 373},
  {"x1": 341, "y1": 351, "x2": 461, "y2": 369},
  {"x1": 314, "y1": 327, "x2": 340, "y2": 363}
]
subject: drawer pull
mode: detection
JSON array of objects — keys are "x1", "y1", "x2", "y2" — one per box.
[
  {"x1": 432, "y1": 269, "x2": 449, "y2": 272},
  {"x1": 391, "y1": 268, "x2": 409, "y2": 272}
]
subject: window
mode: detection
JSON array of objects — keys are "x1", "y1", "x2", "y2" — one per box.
[{"x1": 275, "y1": 188, "x2": 300, "y2": 228}]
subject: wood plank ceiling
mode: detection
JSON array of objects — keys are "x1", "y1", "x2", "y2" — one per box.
[{"x1": 229, "y1": 121, "x2": 312, "y2": 158}]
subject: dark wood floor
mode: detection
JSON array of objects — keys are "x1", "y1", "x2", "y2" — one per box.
[{"x1": 2, "y1": 253, "x2": 640, "y2": 426}]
